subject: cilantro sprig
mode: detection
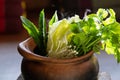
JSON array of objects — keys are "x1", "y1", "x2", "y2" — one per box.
[{"x1": 68, "y1": 8, "x2": 120, "y2": 62}]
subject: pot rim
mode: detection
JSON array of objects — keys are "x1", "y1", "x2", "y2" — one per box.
[{"x1": 18, "y1": 37, "x2": 94, "y2": 64}]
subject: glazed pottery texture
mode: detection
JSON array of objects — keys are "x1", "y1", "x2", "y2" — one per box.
[{"x1": 18, "y1": 38, "x2": 99, "y2": 80}]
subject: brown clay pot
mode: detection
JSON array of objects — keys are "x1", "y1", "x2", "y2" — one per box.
[{"x1": 18, "y1": 38, "x2": 99, "y2": 80}]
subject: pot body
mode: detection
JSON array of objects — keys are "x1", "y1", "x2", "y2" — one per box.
[{"x1": 18, "y1": 38, "x2": 99, "y2": 80}]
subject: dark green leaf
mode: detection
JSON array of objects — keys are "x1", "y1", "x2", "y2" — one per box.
[{"x1": 38, "y1": 9, "x2": 47, "y2": 51}]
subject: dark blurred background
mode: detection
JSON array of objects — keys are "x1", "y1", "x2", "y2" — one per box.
[
  {"x1": 25, "y1": 0, "x2": 120, "y2": 20},
  {"x1": 0, "y1": 1, "x2": 120, "y2": 80},
  {"x1": 0, "y1": 0, "x2": 120, "y2": 33}
]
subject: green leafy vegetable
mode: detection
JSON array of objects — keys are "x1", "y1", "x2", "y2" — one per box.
[
  {"x1": 38, "y1": 9, "x2": 47, "y2": 54},
  {"x1": 20, "y1": 16, "x2": 40, "y2": 47},
  {"x1": 20, "y1": 9, "x2": 47, "y2": 55},
  {"x1": 20, "y1": 8, "x2": 120, "y2": 62},
  {"x1": 65, "y1": 8, "x2": 120, "y2": 62},
  {"x1": 47, "y1": 19, "x2": 71, "y2": 58}
]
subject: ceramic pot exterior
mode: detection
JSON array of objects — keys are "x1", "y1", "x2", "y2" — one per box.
[{"x1": 18, "y1": 38, "x2": 99, "y2": 80}]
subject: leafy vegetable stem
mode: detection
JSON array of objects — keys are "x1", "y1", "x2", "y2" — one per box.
[{"x1": 86, "y1": 37, "x2": 100, "y2": 49}]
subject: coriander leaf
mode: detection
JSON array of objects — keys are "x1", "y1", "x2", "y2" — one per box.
[
  {"x1": 69, "y1": 23, "x2": 81, "y2": 33},
  {"x1": 110, "y1": 22, "x2": 120, "y2": 34},
  {"x1": 97, "y1": 8, "x2": 108, "y2": 20}
]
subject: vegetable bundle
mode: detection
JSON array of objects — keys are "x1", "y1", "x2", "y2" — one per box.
[{"x1": 21, "y1": 8, "x2": 120, "y2": 62}]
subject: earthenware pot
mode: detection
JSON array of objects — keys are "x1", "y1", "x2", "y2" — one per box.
[{"x1": 18, "y1": 38, "x2": 99, "y2": 80}]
